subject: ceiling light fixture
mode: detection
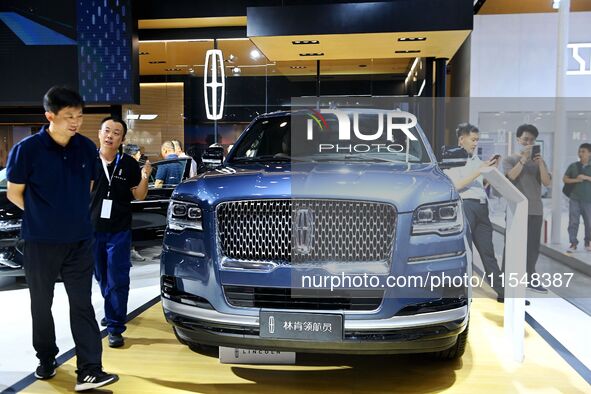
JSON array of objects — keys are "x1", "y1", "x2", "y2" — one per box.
[
  {"x1": 126, "y1": 114, "x2": 158, "y2": 120},
  {"x1": 289, "y1": 66, "x2": 307, "y2": 69},
  {"x1": 299, "y1": 53, "x2": 324, "y2": 57},
  {"x1": 396, "y1": 50, "x2": 420, "y2": 54},
  {"x1": 552, "y1": 0, "x2": 560, "y2": 9},
  {"x1": 292, "y1": 40, "x2": 320, "y2": 45},
  {"x1": 232, "y1": 67, "x2": 241, "y2": 74},
  {"x1": 250, "y1": 49, "x2": 261, "y2": 59},
  {"x1": 398, "y1": 37, "x2": 427, "y2": 42}
]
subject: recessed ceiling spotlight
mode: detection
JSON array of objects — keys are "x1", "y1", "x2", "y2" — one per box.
[
  {"x1": 299, "y1": 53, "x2": 324, "y2": 57},
  {"x1": 552, "y1": 0, "x2": 561, "y2": 9},
  {"x1": 227, "y1": 54, "x2": 236, "y2": 63},
  {"x1": 139, "y1": 51, "x2": 150, "y2": 55},
  {"x1": 188, "y1": 67, "x2": 195, "y2": 73},
  {"x1": 398, "y1": 37, "x2": 427, "y2": 42},
  {"x1": 395, "y1": 50, "x2": 420, "y2": 54},
  {"x1": 292, "y1": 40, "x2": 320, "y2": 45},
  {"x1": 148, "y1": 60, "x2": 166, "y2": 64},
  {"x1": 289, "y1": 66, "x2": 307, "y2": 69},
  {"x1": 250, "y1": 49, "x2": 261, "y2": 59},
  {"x1": 232, "y1": 67, "x2": 241, "y2": 74}
]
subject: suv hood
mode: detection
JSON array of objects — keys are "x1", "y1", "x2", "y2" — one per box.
[{"x1": 173, "y1": 162, "x2": 455, "y2": 213}]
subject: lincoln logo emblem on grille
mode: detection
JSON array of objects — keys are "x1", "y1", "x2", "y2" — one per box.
[
  {"x1": 268, "y1": 316, "x2": 275, "y2": 334},
  {"x1": 294, "y1": 208, "x2": 314, "y2": 254}
]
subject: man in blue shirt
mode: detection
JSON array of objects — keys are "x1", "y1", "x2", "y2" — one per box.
[
  {"x1": 154, "y1": 140, "x2": 184, "y2": 188},
  {"x1": 6, "y1": 86, "x2": 118, "y2": 391},
  {"x1": 444, "y1": 123, "x2": 505, "y2": 302}
]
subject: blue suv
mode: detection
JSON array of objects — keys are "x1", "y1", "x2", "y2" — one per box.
[{"x1": 161, "y1": 110, "x2": 471, "y2": 359}]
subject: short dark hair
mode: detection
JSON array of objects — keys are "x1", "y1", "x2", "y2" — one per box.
[
  {"x1": 456, "y1": 122, "x2": 479, "y2": 139},
  {"x1": 124, "y1": 143, "x2": 140, "y2": 156},
  {"x1": 43, "y1": 86, "x2": 84, "y2": 113},
  {"x1": 100, "y1": 116, "x2": 128, "y2": 137},
  {"x1": 516, "y1": 124, "x2": 539, "y2": 138},
  {"x1": 580, "y1": 143, "x2": 591, "y2": 152}
]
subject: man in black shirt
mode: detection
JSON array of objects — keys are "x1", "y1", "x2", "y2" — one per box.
[{"x1": 91, "y1": 117, "x2": 151, "y2": 348}]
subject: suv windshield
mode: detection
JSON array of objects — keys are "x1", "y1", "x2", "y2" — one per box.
[{"x1": 229, "y1": 113, "x2": 431, "y2": 164}]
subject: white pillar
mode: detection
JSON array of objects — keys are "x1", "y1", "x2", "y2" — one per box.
[{"x1": 551, "y1": 0, "x2": 570, "y2": 244}]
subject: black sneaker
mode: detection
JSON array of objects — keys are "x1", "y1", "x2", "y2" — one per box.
[
  {"x1": 100, "y1": 318, "x2": 107, "y2": 327},
  {"x1": 75, "y1": 370, "x2": 118, "y2": 392},
  {"x1": 34, "y1": 358, "x2": 57, "y2": 379},
  {"x1": 108, "y1": 333, "x2": 124, "y2": 348}
]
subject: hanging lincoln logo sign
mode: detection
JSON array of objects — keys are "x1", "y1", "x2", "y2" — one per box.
[{"x1": 204, "y1": 49, "x2": 225, "y2": 120}]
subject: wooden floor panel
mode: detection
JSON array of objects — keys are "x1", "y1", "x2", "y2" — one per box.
[{"x1": 23, "y1": 298, "x2": 589, "y2": 393}]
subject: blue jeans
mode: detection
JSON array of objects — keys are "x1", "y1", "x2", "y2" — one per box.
[
  {"x1": 93, "y1": 230, "x2": 132, "y2": 335},
  {"x1": 567, "y1": 199, "x2": 591, "y2": 246}
]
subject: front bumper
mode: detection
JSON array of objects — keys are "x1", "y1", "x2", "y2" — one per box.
[{"x1": 163, "y1": 298, "x2": 469, "y2": 354}]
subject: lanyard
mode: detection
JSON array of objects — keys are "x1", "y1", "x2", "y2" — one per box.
[{"x1": 100, "y1": 151, "x2": 120, "y2": 198}]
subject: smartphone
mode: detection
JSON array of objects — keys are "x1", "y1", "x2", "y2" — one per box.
[
  {"x1": 531, "y1": 145, "x2": 541, "y2": 157},
  {"x1": 490, "y1": 154, "x2": 501, "y2": 162}
]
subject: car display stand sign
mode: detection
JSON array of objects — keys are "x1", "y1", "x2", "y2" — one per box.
[{"x1": 481, "y1": 167, "x2": 528, "y2": 363}]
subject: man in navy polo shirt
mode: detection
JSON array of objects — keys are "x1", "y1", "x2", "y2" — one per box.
[{"x1": 6, "y1": 86, "x2": 118, "y2": 391}]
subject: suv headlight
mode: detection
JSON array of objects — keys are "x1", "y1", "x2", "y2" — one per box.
[
  {"x1": 167, "y1": 200, "x2": 203, "y2": 231},
  {"x1": 412, "y1": 200, "x2": 463, "y2": 236}
]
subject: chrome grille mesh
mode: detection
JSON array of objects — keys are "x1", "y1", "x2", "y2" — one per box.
[{"x1": 216, "y1": 199, "x2": 396, "y2": 264}]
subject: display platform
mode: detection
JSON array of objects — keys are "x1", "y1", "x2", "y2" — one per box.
[{"x1": 19, "y1": 295, "x2": 589, "y2": 393}]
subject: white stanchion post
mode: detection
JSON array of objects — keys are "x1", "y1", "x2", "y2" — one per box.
[{"x1": 480, "y1": 167, "x2": 528, "y2": 362}]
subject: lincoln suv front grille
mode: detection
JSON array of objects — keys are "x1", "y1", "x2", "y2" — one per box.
[
  {"x1": 223, "y1": 285, "x2": 384, "y2": 311},
  {"x1": 216, "y1": 199, "x2": 396, "y2": 264}
]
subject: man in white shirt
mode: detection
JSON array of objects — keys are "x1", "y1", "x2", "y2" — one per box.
[
  {"x1": 444, "y1": 123, "x2": 504, "y2": 301},
  {"x1": 172, "y1": 140, "x2": 198, "y2": 178}
]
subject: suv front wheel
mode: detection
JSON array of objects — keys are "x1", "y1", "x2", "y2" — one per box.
[{"x1": 430, "y1": 321, "x2": 469, "y2": 360}]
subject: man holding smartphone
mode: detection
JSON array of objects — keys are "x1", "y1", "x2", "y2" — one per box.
[
  {"x1": 503, "y1": 124, "x2": 551, "y2": 293},
  {"x1": 444, "y1": 123, "x2": 505, "y2": 301}
]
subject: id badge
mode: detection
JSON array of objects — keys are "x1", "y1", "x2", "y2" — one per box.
[{"x1": 100, "y1": 199, "x2": 113, "y2": 219}]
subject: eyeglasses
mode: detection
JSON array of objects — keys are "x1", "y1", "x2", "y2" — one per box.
[{"x1": 57, "y1": 114, "x2": 84, "y2": 123}]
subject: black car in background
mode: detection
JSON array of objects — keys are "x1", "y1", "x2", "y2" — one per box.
[{"x1": 0, "y1": 158, "x2": 192, "y2": 277}]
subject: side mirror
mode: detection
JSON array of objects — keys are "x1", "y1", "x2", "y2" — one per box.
[
  {"x1": 439, "y1": 145, "x2": 469, "y2": 169},
  {"x1": 201, "y1": 144, "x2": 224, "y2": 169}
]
